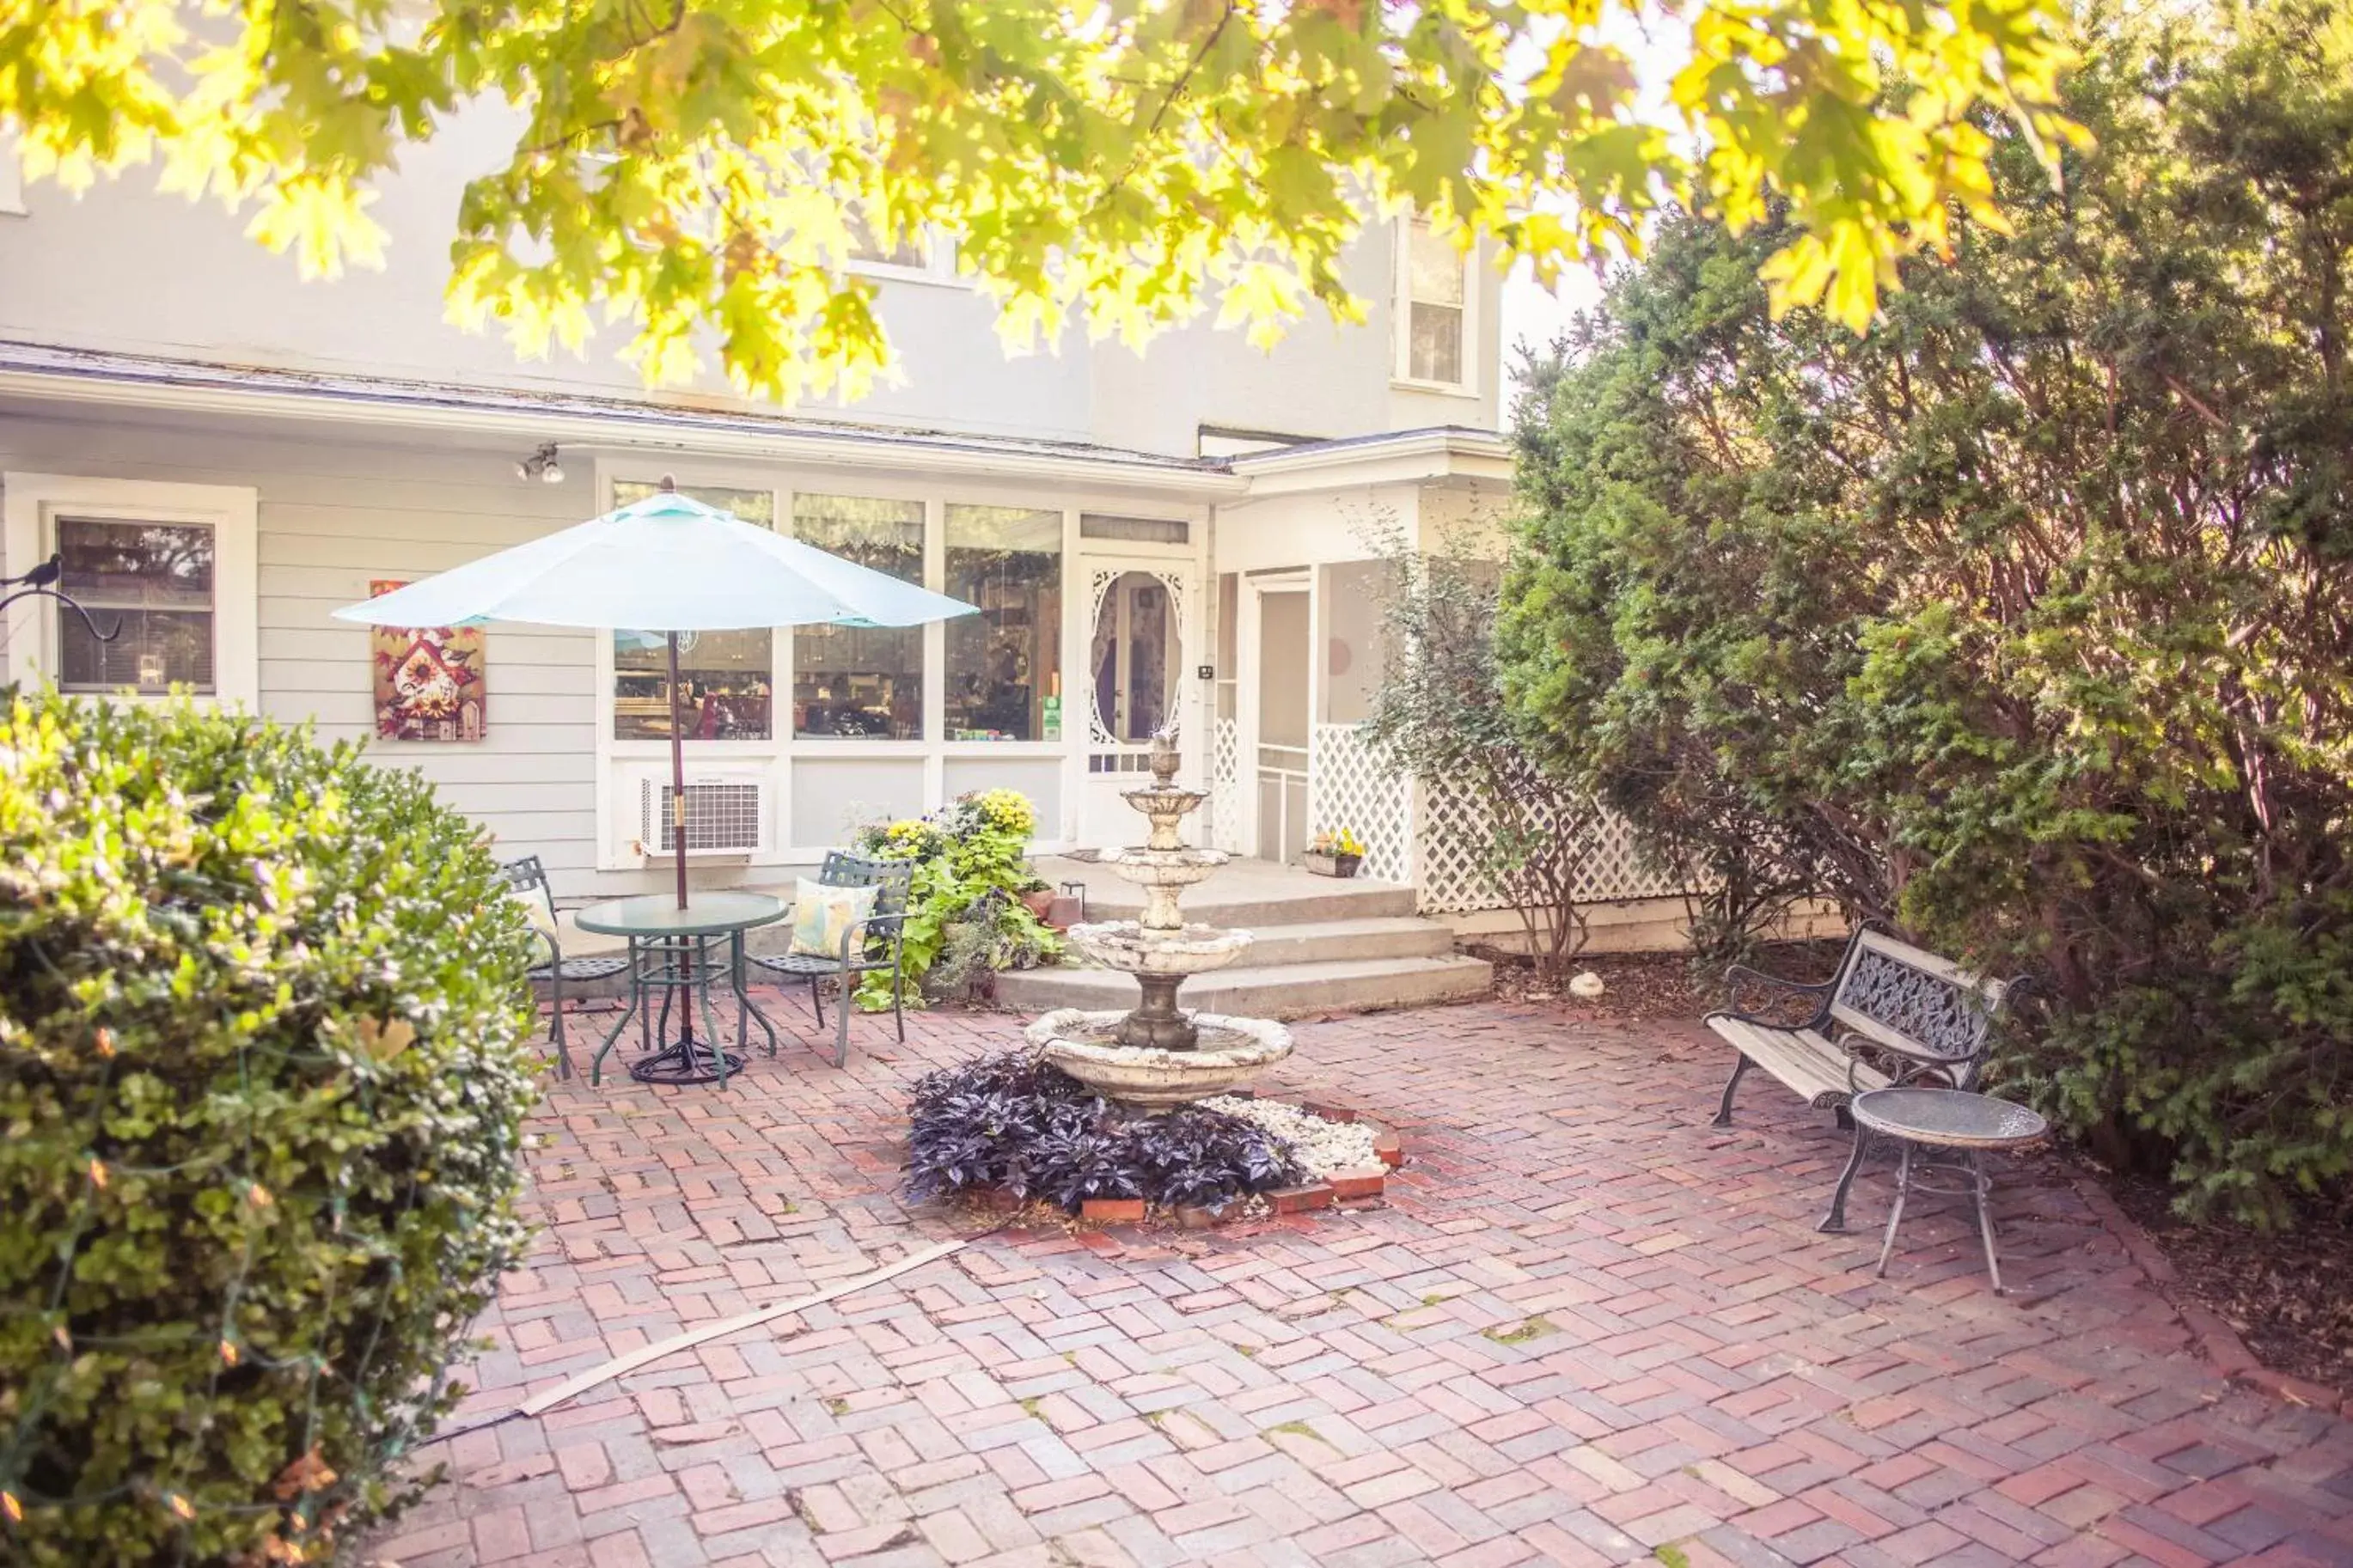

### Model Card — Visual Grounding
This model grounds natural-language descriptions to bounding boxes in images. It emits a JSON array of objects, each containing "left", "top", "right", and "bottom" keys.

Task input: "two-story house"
[{"left": 0, "top": 137, "right": 1546, "bottom": 943}]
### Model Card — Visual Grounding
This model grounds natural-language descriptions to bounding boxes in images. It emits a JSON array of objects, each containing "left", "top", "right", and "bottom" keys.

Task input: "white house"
[{"left": 0, "top": 136, "right": 1693, "bottom": 982}]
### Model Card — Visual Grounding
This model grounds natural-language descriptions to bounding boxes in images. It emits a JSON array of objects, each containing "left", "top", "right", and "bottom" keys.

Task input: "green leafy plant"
[
  {"left": 0, "top": 689, "right": 541, "bottom": 1565},
  {"left": 1361, "top": 516, "right": 1604, "bottom": 977},
  {"left": 1500, "top": 0, "right": 2353, "bottom": 1224},
  {"left": 853, "top": 790, "right": 1061, "bottom": 1007}
]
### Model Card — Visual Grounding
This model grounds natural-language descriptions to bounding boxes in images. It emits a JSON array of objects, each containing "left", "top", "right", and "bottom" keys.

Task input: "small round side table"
[{"left": 1849, "top": 1087, "right": 2049, "bottom": 1294}]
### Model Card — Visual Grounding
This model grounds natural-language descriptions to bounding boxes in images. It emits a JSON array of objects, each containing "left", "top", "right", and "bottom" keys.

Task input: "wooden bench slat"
[{"left": 1706, "top": 1016, "right": 1890, "bottom": 1107}]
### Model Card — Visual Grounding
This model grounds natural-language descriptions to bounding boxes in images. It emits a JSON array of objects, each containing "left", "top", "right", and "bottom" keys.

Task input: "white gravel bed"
[{"left": 1201, "top": 1094, "right": 1378, "bottom": 1179}]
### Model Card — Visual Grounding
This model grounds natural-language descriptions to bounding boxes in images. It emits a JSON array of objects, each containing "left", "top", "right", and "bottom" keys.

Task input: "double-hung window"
[
  {"left": 1397, "top": 217, "right": 1470, "bottom": 390},
  {"left": 3, "top": 474, "right": 258, "bottom": 702}
]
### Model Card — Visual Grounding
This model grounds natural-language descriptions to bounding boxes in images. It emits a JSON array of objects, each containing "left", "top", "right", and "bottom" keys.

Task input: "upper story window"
[
  {"left": 1397, "top": 217, "right": 1470, "bottom": 390},
  {"left": 0, "top": 131, "right": 23, "bottom": 217},
  {"left": 846, "top": 207, "right": 960, "bottom": 283},
  {"left": 792, "top": 494, "right": 927, "bottom": 740},
  {"left": 609, "top": 480, "right": 777, "bottom": 741}
]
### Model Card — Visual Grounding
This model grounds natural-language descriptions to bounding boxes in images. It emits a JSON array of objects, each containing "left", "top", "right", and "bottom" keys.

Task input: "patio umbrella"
[{"left": 333, "top": 479, "right": 975, "bottom": 907}]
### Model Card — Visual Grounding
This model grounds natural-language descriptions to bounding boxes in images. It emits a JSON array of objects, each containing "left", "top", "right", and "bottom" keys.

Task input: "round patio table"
[
  {"left": 1850, "top": 1087, "right": 2049, "bottom": 1295},
  {"left": 575, "top": 892, "right": 787, "bottom": 1088}
]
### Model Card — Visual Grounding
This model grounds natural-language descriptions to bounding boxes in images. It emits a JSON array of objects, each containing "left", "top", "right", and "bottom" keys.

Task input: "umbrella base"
[{"left": 628, "top": 1038, "right": 746, "bottom": 1086}]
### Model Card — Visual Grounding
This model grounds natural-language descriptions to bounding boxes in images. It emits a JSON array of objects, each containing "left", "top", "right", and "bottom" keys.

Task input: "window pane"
[
  {"left": 945, "top": 504, "right": 1060, "bottom": 741},
  {"left": 1409, "top": 221, "right": 1464, "bottom": 307},
  {"left": 57, "top": 518, "right": 216, "bottom": 692},
  {"left": 1409, "top": 302, "right": 1464, "bottom": 385},
  {"left": 793, "top": 494, "right": 926, "bottom": 740},
  {"left": 609, "top": 482, "right": 776, "bottom": 739},
  {"left": 1090, "top": 570, "right": 1178, "bottom": 744},
  {"left": 848, "top": 208, "right": 927, "bottom": 269},
  {"left": 1079, "top": 514, "right": 1189, "bottom": 545}
]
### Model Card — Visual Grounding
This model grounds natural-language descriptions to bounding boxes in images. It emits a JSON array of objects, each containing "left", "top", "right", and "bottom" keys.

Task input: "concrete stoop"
[{"left": 997, "top": 869, "right": 1493, "bottom": 1019}]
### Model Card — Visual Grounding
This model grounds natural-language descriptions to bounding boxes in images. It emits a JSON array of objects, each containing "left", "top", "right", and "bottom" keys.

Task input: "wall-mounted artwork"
[{"left": 369, "top": 579, "right": 485, "bottom": 741}]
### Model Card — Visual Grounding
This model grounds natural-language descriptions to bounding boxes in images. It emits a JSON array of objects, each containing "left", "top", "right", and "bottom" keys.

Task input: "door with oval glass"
[{"left": 1079, "top": 565, "right": 1189, "bottom": 847}]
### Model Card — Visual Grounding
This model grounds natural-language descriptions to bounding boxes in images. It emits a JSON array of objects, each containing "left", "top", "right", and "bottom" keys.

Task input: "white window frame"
[
  {"left": 1392, "top": 217, "right": 1478, "bottom": 397},
  {"left": 0, "top": 131, "right": 23, "bottom": 217},
  {"left": 846, "top": 225, "right": 966, "bottom": 288},
  {"left": 3, "top": 473, "right": 260, "bottom": 705}
]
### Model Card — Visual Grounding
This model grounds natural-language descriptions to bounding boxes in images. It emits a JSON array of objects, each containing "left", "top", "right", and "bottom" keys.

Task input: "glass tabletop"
[
  {"left": 1851, "top": 1088, "right": 2050, "bottom": 1148},
  {"left": 572, "top": 891, "right": 789, "bottom": 938}
]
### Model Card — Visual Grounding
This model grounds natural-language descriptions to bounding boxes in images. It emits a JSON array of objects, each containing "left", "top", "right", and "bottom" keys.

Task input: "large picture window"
[
  {"left": 944, "top": 505, "right": 1061, "bottom": 741},
  {"left": 793, "top": 494, "right": 926, "bottom": 740},
  {"left": 57, "top": 517, "right": 217, "bottom": 692},
  {"left": 609, "top": 481, "right": 776, "bottom": 741}
]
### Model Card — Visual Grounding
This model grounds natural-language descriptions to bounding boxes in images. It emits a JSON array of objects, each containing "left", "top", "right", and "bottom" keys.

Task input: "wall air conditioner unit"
[{"left": 638, "top": 771, "right": 769, "bottom": 860}]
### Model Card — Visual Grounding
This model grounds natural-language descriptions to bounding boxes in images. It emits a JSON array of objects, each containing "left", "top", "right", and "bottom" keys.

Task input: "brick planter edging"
[
  {"left": 2068, "top": 1171, "right": 2353, "bottom": 1418},
  {"left": 958, "top": 1095, "right": 1402, "bottom": 1229}
]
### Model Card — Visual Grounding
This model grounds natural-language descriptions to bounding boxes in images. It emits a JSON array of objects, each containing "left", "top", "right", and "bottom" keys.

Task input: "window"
[
  {"left": 608, "top": 481, "right": 776, "bottom": 741},
  {"left": 944, "top": 505, "right": 1061, "bottom": 741},
  {"left": 3, "top": 474, "right": 258, "bottom": 703},
  {"left": 1079, "top": 514, "right": 1189, "bottom": 546},
  {"left": 792, "top": 494, "right": 926, "bottom": 739},
  {"left": 57, "top": 519, "right": 217, "bottom": 692},
  {"left": 0, "top": 131, "right": 23, "bottom": 217},
  {"left": 1399, "top": 218, "right": 1468, "bottom": 387},
  {"left": 846, "top": 204, "right": 959, "bottom": 281}
]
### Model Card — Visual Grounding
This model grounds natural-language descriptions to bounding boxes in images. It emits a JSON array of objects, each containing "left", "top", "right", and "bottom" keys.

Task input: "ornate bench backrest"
[{"left": 1826, "top": 929, "right": 2013, "bottom": 1087}]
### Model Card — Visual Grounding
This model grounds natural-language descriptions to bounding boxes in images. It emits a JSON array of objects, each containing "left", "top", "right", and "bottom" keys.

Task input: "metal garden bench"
[
  {"left": 747, "top": 851, "right": 913, "bottom": 1068},
  {"left": 1705, "top": 926, "right": 2026, "bottom": 1232}
]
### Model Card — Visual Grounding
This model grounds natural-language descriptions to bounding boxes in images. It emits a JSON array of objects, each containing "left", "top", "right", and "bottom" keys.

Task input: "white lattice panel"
[
  {"left": 1308, "top": 724, "right": 1414, "bottom": 884},
  {"left": 1207, "top": 715, "right": 1241, "bottom": 851},
  {"left": 1415, "top": 776, "right": 1688, "bottom": 914}
]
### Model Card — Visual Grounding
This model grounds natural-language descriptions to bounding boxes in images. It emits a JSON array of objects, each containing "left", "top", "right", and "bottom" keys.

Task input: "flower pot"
[
  {"left": 1019, "top": 887, "right": 1056, "bottom": 921},
  {"left": 1304, "top": 851, "right": 1361, "bottom": 879}
]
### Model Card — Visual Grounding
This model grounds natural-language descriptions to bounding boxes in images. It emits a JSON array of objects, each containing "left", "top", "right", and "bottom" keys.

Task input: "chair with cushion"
[
  {"left": 500, "top": 854, "right": 632, "bottom": 1078},
  {"left": 748, "top": 851, "right": 912, "bottom": 1067}
]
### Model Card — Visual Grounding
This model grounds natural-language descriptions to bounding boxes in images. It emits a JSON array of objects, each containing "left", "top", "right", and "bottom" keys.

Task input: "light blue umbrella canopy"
[
  {"left": 333, "top": 484, "right": 976, "bottom": 907},
  {"left": 332, "top": 487, "right": 975, "bottom": 632}
]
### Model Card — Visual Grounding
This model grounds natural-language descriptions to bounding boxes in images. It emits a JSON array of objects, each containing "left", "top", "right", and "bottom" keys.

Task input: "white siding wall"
[
  {"left": 2, "top": 410, "right": 609, "bottom": 890},
  {"left": 0, "top": 133, "right": 1501, "bottom": 456}
]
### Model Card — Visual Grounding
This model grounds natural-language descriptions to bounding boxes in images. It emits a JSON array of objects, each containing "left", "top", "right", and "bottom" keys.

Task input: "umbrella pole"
[{"left": 667, "top": 631, "right": 689, "bottom": 910}]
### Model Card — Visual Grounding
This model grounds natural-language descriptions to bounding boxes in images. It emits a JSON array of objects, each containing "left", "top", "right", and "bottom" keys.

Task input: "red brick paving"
[{"left": 370, "top": 999, "right": 2353, "bottom": 1567}]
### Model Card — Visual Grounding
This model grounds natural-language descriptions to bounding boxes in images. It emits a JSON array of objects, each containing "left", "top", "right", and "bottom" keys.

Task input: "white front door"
[{"left": 1076, "top": 563, "right": 1194, "bottom": 847}]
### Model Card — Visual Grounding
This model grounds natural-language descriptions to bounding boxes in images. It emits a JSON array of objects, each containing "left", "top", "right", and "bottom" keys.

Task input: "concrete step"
[
  {"left": 1054, "top": 876, "right": 1419, "bottom": 928},
  {"left": 995, "top": 953, "right": 1494, "bottom": 1020},
  {"left": 1217, "top": 916, "right": 1458, "bottom": 967}
]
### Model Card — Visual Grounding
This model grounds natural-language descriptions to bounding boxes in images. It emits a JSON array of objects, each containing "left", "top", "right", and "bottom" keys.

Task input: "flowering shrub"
[
  {"left": 906, "top": 1052, "right": 1299, "bottom": 1212},
  {"left": 852, "top": 790, "right": 1060, "bottom": 1005},
  {"left": 1309, "top": 827, "right": 1365, "bottom": 857},
  {"left": 0, "top": 691, "right": 539, "bottom": 1565}
]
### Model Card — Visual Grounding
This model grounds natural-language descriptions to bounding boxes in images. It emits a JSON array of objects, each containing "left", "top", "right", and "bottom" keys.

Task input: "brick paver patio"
[{"left": 375, "top": 998, "right": 2353, "bottom": 1568}]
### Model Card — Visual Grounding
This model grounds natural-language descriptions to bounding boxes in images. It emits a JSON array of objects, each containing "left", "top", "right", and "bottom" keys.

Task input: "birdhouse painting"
[{"left": 369, "top": 580, "right": 486, "bottom": 741}]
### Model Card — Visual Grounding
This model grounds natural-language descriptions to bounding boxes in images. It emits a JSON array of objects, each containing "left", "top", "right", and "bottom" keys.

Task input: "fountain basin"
[
  {"left": 1028, "top": 1009, "right": 1294, "bottom": 1109},
  {"left": 1069, "top": 920, "right": 1252, "bottom": 976},
  {"left": 1097, "top": 846, "right": 1230, "bottom": 885}
]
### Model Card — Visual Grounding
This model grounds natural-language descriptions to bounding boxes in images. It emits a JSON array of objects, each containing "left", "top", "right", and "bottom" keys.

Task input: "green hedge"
[{"left": 0, "top": 690, "right": 541, "bottom": 1565}]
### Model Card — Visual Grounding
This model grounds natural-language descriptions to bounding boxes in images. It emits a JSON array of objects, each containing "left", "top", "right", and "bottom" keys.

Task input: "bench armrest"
[{"left": 1719, "top": 963, "right": 1835, "bottom": 1026}]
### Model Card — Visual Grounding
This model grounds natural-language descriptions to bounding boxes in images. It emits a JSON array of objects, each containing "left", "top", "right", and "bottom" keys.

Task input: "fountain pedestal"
[{"left": 1024, "top": 729, "right": 1292, "bottom": 1107}]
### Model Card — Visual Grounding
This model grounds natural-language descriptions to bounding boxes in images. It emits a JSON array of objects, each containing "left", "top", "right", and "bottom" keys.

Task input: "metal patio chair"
[
  {"left": 501, "top": 854, "right": 631, "bottom": 1078},
  {"left": 747, "top": 851, "right": 913, "bottom": 1067}
]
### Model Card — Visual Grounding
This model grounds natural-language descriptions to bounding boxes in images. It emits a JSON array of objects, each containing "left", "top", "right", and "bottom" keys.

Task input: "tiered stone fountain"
[{"left": 1025, "top": 729, "right": 1293, "bottom": 1108}]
